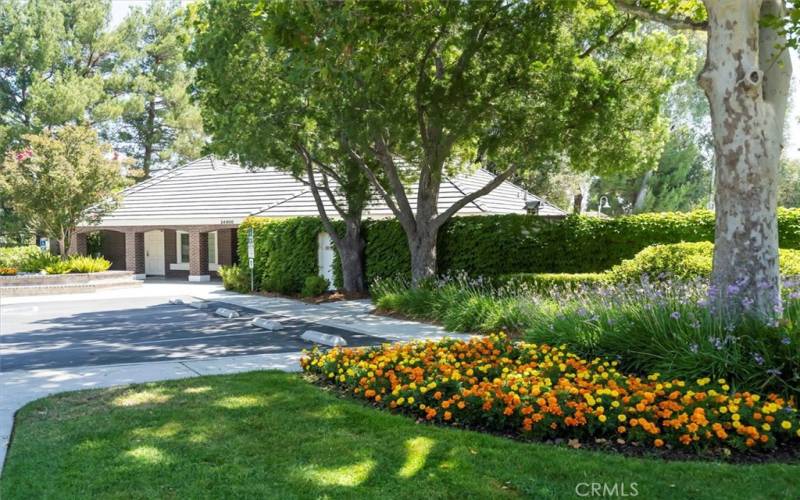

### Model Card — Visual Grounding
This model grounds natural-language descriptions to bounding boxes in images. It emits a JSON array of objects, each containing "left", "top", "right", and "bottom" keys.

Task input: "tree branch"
[
  {"left": 299, "top": 148, "right": 342, "bottom": 248},
  {"left": 612, "top": 1, "right": 708, "bottom": 31},
  {"left": 580, "top": 16, "right": 635, "bottom": 58},
  {"left": 347, "top": 145, "right": 406, "bottom": 223},
  {"left": 433, "top": 164, "right": 517, "bottom": 228},
  {"left": 373, "top": 136, "right": 417, "bottom": 233}
]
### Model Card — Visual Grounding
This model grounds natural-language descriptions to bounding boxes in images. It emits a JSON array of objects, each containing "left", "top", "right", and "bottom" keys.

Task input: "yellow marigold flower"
[
  {"left": 598, "top": 415, "right": 607, "bottom": 423},
  {"left": 397, "top": 397, "right": 405, "bottom": 406},
  {"left": 618, "top": 414, "right": 627, "bottom": 422},
  {"left": 719, "top": 407, "right": 727, "bottom": 414},
  {"left": 407, "top": 397, "right": 415, "bottom": 405},
  {"left": 611, "top": 401, "right": 620, "bottom": 408},
  {"left": 781, "top": 421, "right": 792, "bottom": 430},
  {"left": 762, "top": 423, "right": 771, "bottom": 431}
]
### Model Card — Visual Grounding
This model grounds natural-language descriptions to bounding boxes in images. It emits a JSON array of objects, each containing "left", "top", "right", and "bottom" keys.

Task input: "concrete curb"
[{"left": 301, "top": 330, "right": 347, "bottom": 347}]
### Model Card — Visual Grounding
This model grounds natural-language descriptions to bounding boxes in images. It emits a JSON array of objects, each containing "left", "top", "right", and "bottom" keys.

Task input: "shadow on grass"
[{"left": 3, "top": 371, "right": 799, "bottom": 499}]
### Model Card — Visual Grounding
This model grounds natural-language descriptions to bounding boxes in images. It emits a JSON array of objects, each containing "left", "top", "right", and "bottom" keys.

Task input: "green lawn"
[{"left": 2, "top": 372, "right": 798, "bottom": 499}]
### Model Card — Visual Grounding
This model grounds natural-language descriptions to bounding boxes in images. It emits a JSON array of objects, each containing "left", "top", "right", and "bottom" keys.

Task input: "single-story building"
[{"left": 73, "top": 156, "right": 564, "bottom": 282}]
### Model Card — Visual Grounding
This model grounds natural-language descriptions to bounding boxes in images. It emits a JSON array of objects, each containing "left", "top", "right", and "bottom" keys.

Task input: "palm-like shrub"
[{"left": 67, "top": 255, "right": 111, "bottom": 273}]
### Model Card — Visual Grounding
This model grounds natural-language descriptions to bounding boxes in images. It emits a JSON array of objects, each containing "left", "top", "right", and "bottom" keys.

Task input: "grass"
[{"left": 2, "top": 372, "right": 799, "bottom": 499}]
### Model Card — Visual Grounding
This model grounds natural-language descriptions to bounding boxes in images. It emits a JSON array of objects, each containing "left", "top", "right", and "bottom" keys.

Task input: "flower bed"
[{"left": 302, "top": 335, "right": 799, "bottom": 454}]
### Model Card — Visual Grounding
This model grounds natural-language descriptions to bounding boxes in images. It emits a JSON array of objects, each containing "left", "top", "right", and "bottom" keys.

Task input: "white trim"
[
  {"left": 176, "top": 231, "right": 190, "bottom": 264},
  {"left": 188, "top": 275, "right": 210, "bottom": 282}
]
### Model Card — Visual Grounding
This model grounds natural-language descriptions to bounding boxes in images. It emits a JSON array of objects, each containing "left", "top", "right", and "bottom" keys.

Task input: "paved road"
[{"left": 0, "top": 296, "right": 380, "bottom": 372}]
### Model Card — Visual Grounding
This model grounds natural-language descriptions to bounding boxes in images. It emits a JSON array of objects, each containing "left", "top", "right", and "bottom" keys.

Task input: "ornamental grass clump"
[
  {"left": 302, "top": 334, "right": 799, "bottom": 453},
  {"left": 526, "top": 277, "right": 800, "bottom": 399}
]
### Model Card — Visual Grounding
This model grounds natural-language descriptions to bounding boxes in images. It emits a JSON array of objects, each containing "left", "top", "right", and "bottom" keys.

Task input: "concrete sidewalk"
[{"left": 0, "top": 351, "right": 303, "bottom": 471}]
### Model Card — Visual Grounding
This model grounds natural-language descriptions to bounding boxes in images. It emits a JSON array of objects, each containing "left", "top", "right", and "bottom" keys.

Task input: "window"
[
  {"left": 174, "top": 231, "right": 217, "bottom": 268},
  {"left": 208, "top": 231, "right": 217, "bottom": 264},
  {"left": 179, "top": 232, "right": 190, "bottom": 263}
]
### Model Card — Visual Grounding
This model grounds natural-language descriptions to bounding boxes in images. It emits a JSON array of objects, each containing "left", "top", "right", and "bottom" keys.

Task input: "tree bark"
[
  {"left": 337, "top": 217, "right": 367, "bottom": 293},
  {"left": 142, "top": 97, "right": 157, "bottom": 179},
  {"left": 410, "top": 230, "right": 437, "bottom": 285},
  {"left": 699, "top": 0, "right": 790, "bottom": 317}
]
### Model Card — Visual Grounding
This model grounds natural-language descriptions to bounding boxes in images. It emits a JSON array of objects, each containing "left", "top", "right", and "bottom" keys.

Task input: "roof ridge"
[{"left": 249, "top": 188, "right": 312, "bottom": 216}]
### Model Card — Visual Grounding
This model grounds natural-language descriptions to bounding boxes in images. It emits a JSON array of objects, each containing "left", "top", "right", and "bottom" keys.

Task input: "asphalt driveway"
[{"left": 0, "top": 295, "right": 379, "bottom": 372}]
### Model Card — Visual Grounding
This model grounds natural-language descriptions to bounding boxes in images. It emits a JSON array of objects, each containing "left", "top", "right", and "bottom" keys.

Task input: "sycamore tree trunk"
[{"left": 699, "top": 0, "right": 791, "bottom": 317}]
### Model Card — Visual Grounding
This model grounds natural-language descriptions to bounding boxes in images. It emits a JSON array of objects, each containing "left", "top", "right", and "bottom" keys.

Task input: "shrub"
[
  {"left": 303, "top": 334, "right": 800, "bottom": 452},
  {"left": 373, "top": 274, "right": 534, "bottom": 333},
  {"left": 301, "top": 275, "right": 330, "bottom": 297},
  {"left": 218, "top": 264, "right": 250, "bottom": 292},
  {"left": 607, "top": 242, "right": 800, "bottom": 283},
  {"left": 497, "top": 272, "right": 608, "bottom": 292},
  {"left": 0, "top": 246, "right": 58, "bottom": 272},
  {"left": 44, "top": 260, "right": 72, "bottom": 274},
  {"left": 66, "top": 255, "right": 110, "bottom": 273},
  {"left": 0, "top": 267, "right": 17, "bottom": 276}
]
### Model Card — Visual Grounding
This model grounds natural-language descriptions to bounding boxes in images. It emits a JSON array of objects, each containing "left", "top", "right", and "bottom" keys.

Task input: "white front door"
[
  {"left": 317, "top": 232, "right": 336, "bottom": 290},
  {"left": 144, "top": 230, "right": 165, "bottom": 276}
]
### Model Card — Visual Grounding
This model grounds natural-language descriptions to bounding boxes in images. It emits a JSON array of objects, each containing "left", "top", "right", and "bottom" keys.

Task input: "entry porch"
[{"left": 70, "top": 226, "right": 238, "bottom": 281}]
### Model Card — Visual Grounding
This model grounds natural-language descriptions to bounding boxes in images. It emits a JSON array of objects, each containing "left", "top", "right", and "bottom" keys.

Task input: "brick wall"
[{"left": 100, "top": 231, "right": 126, "bottom": 270}]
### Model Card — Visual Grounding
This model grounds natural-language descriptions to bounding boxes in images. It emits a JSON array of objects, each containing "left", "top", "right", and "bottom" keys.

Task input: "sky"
[{"left": 109, "top": 0, "right": 800, "bottom": 160}]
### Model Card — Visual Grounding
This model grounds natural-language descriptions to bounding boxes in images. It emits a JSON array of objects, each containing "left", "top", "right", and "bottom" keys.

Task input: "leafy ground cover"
[{"left": 3, "top": 371, "right": 799, "bottom": 499}]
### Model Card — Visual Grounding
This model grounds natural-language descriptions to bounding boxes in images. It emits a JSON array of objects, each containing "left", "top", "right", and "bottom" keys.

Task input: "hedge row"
[
  {"left": 238, "top": 217, "right": 345, "bottom": 294},
  {"left": 367, "top": 208, "right": 800, "bottom": 281},
  {"left": 241, "top": 209, "right": 800, "bottom": 290}
]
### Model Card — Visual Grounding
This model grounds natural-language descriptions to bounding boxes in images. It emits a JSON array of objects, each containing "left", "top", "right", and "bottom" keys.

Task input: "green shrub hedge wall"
[
  {"left": 370, "top": 208, "right": 800, "bottom": 279},
  {"left": 240, "top": 209, "right": 800, "bottom": 291},
  {"left": 239, "top": 217, "right": 346, "bottom": 294}
]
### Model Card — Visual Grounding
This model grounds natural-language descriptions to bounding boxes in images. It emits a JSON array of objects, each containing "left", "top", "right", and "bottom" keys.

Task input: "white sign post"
[{"left": 247, "top": 227, "right": 255, "bottom": 292}]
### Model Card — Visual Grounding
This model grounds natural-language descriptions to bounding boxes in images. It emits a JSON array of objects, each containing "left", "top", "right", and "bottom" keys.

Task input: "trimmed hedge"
[
  {"left": 368, "top": 209, "right": 800, "bottom": 280},
  {"left": 497, "top": 272, "right": 609, "bottom": 292},
  {"left": 241, "top": 209, "right": 800, "bottom": 292},
  {"left": 608, "top": 242, "right": 800, "bottom": 282},
  {"left": 239, "top": 217, "right": 348, "bottom": 294}
]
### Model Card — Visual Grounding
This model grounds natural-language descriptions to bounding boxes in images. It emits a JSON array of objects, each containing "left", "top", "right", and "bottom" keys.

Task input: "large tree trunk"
[
  {"left": 699, "top": 0, "right": 790, "bottom": 317},
  {"left": 335, "top": 217, "right": 367, "bottom": 293},
  {"left": 409, "top": 230, "right": 437, "bottom": 285}
]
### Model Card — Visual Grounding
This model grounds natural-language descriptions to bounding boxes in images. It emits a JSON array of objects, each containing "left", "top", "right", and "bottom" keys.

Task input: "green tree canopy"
[
  {"left": 110, "top": 0, "right": 205, "bottom": 178},
  {"left": 252, "top": 0, "right": 693, "bottom": 282},
  {"left": 0, "top": 125, "right": 127, "bottom": 256}
]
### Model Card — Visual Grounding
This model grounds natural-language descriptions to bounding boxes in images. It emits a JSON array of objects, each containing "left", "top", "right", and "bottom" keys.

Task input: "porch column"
[
  {"left": 68, "top": 232, "right": 88, "bottom": 256},
  {"left": 188, "top": 230, "right": 210, "bottom": 282},
  {"left": 125, "top": 231, "right": 146, "bottom": 280}
]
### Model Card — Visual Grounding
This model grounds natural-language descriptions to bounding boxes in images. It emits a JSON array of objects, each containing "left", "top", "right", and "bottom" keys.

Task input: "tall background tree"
[
  {"left": 189, "top": 0, "right": 372, "bottom": 293},
  {"left": 267, "top": 0, "right": 690, "bottom": 283},
  {"left": 0, "top": 125, "right": 127, "bottom": 256},
  {"left": 0, "top": 0, "right": 204, "bottom": 243},
  {"left": 110, "top": 0, "right": 204, "bottom": 179}
]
